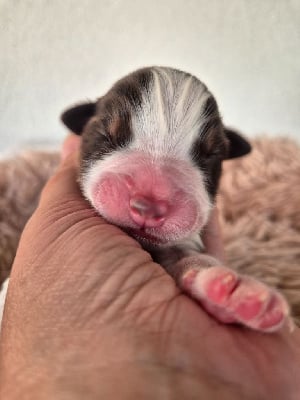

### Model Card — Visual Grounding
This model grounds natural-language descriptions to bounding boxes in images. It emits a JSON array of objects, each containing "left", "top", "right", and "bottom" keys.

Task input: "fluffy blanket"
[{"left": 1, "top": 138, "right": 300, "bottom": 324}]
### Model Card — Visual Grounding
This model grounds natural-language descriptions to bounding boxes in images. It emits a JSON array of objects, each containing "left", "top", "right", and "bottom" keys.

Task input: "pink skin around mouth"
[{"left": 90, "top": 152, "right": 208, "bottom": 244}]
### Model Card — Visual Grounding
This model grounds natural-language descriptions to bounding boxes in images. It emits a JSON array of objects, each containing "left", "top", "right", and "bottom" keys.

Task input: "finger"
[
  {"left": 39, "top": 134, "right": 84, "bottom": 206},
  {"left": 61, "top": 134, "right": 82, "bottom": 162},
  {"left": 202, "top": 207, "right": 226, "bottom": 263}
]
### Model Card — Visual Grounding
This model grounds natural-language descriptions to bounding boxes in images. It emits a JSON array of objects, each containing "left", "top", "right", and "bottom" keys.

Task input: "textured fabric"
[
  {"left": 219, "top": 138, "right": 300, "bottom": 324},
  {"left": 0, "top": 138, "right": 299, "bottom": 323}
]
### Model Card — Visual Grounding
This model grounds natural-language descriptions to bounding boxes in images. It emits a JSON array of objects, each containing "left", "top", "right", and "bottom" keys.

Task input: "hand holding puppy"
[{"left": 1, "top": 135, "right": 299, "bottom": 400}]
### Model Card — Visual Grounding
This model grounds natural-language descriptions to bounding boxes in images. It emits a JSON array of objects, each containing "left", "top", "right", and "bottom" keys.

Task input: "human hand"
[{"left": 1, "top": 135, "right": 300, "bottom": 400}]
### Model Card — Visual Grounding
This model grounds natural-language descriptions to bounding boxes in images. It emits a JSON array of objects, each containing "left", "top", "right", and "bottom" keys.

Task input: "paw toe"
[{"left": 256, "top": 293, "right": 289, "bottom": 332}]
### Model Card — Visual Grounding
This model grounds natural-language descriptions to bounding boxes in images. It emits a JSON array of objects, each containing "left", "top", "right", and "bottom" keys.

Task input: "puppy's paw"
[{"left": 181, "top": 266, "right": 290, "bottom": 332}]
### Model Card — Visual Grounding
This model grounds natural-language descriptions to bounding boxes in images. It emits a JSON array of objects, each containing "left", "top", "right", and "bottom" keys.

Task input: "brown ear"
[
  {"left": 224, "top": 128, "right": 251, "bottom": 159},
  {"left": 61, "top": 102, "right": 96, "bottom": 135}
]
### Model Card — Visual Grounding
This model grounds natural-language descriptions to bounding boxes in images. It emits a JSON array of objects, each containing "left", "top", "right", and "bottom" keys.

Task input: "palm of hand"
[{"left": 1, "top": 149, "right": 300, "bottom": 400}]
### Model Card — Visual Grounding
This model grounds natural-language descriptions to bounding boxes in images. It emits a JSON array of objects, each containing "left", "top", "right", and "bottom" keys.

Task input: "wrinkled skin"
[{"left": 0, "top": 135, "right": 300, "bottom": 400}]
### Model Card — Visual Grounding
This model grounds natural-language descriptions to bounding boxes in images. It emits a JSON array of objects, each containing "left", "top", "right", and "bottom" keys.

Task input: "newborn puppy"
[{"left": 61, "top": 66, "right": 290, "bottom": 332}]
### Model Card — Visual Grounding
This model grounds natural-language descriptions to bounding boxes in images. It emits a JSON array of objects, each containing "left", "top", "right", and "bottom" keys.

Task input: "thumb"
[
  {"left": 39, "top": 134, "right": 83, "bottom": 206},
  {"left": 61, "top": 134, "right": 82, "bottom": 162}
]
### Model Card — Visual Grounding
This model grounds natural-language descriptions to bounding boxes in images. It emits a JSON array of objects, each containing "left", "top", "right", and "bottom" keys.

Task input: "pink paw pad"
[
  {"left": 233, "top": 291, "right": 270, "bottom": 320},
  {"left": 182, "top": 266, "right": 290, "bottom": 332},
  {"left": 183, "top": 266, "right": 238, "bottom": 304},
  {"left": 205, "top": 272, "right": 238, "bottom": 304},
  {"left": 256, "top": 294, "right": 288, "bottom": 332}
]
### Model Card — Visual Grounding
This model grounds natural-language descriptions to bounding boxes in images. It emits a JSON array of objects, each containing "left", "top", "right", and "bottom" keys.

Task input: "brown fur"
[{"left": 0, "top": 138, "right": 299, "bottom": 323}]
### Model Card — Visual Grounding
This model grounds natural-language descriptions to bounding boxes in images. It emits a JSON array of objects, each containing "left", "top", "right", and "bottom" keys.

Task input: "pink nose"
[{"left": 129, "top": 196, "right": 168, "bottom": 228}]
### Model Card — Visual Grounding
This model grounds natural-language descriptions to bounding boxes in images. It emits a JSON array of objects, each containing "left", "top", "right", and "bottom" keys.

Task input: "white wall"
[{"left": 1, "top": 0, "right": 299, "bottom": 150}]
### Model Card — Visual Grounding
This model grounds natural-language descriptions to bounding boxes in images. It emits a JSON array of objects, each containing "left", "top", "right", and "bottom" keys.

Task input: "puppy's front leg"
[{"left": 153, "top": 237, "right": 290, "bottom": 333}]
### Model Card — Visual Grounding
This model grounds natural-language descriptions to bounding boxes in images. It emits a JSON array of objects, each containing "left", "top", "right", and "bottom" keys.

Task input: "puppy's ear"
[
  {"left": 224, "top": 128, "right": 251, "bottom": 159},
  {"left": 61, "top": 102, "right": 97, "bottom": 135}
]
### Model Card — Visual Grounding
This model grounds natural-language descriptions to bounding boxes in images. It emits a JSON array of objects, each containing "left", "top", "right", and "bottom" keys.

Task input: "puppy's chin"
[
  {"left": 124, "top": 228, "right": 170, "bottom": 247},
  {"left": 124, "top": 225, "right": 206, "bottom": 248},
  {"left": 96, "top": 210, "right": 207, "bottom": 247}
]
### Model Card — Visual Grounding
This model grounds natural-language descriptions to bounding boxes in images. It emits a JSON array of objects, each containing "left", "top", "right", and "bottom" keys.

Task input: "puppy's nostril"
[{"left": 129, "top": 196, "right": 168, "bottom": 227}]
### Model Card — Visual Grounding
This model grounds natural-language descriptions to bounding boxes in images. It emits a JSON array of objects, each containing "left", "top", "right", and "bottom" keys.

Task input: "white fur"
[
  {"left": 82, "top": 148, "right": 132, "bottom": 204},
  {"left": 130, "top": 67, "right": 211, "bottom": 159}
]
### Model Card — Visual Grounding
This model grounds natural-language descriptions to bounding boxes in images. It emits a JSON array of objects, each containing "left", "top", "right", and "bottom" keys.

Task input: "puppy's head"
[{"left": 61, "top": 67, "right": 250, "bottom": 245}]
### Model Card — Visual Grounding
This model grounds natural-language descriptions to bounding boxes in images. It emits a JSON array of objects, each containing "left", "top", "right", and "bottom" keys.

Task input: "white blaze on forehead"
[{"left": 130, "top": 67, "right": 212, "bottom": 159}]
